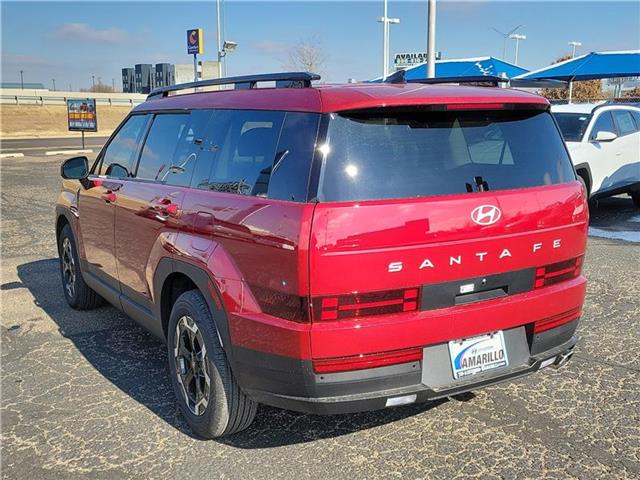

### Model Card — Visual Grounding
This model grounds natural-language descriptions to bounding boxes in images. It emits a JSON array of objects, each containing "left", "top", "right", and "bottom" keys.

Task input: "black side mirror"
[{"left": 61, "top": 156, "right": 89, "bottom": 180}]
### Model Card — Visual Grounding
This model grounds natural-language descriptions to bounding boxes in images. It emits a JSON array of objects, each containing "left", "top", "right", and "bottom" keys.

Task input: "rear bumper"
[{"left": 234, "top": 319, "right": 579, "bottom": 415}]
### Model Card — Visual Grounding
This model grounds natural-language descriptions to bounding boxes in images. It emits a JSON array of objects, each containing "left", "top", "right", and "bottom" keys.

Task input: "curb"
[
  {"left": 44, "top": 149, "right": 94, "bottom": 156},
  {"left": 0, "top": 153, "right": 25, "bottom": 159}
]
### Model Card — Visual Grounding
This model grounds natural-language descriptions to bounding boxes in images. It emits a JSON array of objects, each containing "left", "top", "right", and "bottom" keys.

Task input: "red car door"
[
  {"left": 78, "top": 114, "right": 150, "bottom": 292},
  {"left": 112, "top": 111, "right": 209, "bottom": 333}
]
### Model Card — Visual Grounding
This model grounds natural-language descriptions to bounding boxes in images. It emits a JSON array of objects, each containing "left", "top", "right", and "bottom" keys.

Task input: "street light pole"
[
  {"left": 216, "top": 0, "right": 223, "bottom": 78},
  {"left": 426, "top": 0, "right": 436, "bottom": 78},
  {"left": 509, "top": 33, "right": 526, "bottom": 65},
  {"left": 568, "top": 41, "right": 581, "bottom": 58},
  {"left": 92, "top": 75, "right": 95, "bottom": 88},
  {"left": 52, "top": 79, "right": 56, "bottom": 91},
  {"left": 377, "top": 0, "right": 400, "bottom": 79},
  {"left": 20, "top": 70, "right": 24, "bottom": 90},
  {"left": 567, "top": 41, "right": 581, "bottom": 103}
]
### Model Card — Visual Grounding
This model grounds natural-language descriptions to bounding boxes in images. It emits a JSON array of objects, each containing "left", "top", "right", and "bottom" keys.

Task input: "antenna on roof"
[{"left": 383, "top": 69, "right": 406, "bottom": 84}]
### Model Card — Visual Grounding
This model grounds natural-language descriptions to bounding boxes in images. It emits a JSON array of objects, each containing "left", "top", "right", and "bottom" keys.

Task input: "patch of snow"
[{"left": 588, "top": 227, "right": 640, "bottom": 243}]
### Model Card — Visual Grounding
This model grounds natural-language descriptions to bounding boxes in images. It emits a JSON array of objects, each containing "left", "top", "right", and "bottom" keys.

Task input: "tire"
[
  {"left": 631, "top": 192, "right": 640, "bottom": 208},
  {"left": 576, "top": 171, "right": 591, "bottom": 197},
  {"left": 167, "top": 289, "right": 257, "bottom": 438},
  {"left": 58, "top": 224, "right": 103, "bottom": 310}
]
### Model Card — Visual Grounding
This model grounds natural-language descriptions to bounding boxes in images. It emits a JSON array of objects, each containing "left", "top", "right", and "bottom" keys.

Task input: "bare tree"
[
  {"left": 285, "top": 36, "right": 326, "bottom": 76},
  {"left": 81, "top": 82, "right": 116, "bottom": 93}
]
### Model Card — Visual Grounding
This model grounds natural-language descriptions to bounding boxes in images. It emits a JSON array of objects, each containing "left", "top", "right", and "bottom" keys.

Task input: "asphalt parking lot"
[{"left": 1, "top": 152, "right": 639, "bottom": 479}]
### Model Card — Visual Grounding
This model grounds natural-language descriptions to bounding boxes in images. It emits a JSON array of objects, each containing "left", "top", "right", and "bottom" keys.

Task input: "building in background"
[
  {"left": 121, "top": 61, "right": 220, "bottom": 93},
  {"left": 0, "top": 82, "right": 46, "bottom": 89},
  {"left": 174, "top": 61, "right": 220, "bottom": 84},
  {"left": 122, "top": 68, "right": 135, "bottom": 93},
  {"left": 155, "top": 63, "right": 175, "bottom": 88},
  {"left": 134, "top": 64, "right": 154, "bottom": 94}
]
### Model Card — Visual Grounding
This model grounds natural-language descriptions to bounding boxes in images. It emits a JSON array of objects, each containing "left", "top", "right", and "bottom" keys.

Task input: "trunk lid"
[{"left": 309, "top": 182, "right": 588, "bottom": 297}]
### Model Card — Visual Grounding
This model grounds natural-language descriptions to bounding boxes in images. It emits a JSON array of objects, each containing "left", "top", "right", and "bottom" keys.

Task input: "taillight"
[
  {"left": 533, "top": 307, "right": 581, "bottom": 333},
  {"left": 534, "top": 256, "right": 583, "bottom": 289},
  {"left": 313, "top": 347, "right": 423, "bottom": 374},
  {"left": 313, "top": 288, "right": 420, "bottom": 321}
]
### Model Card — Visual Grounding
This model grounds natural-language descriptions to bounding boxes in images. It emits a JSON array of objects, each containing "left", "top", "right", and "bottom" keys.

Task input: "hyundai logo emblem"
[{"left": 471, "top": 205, "right": 502, "bottom": 226}]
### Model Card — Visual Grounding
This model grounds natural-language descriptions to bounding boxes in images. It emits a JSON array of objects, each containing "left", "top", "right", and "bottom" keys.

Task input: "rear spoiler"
[{"left": 383, "top": 70, "right": 567, "bottom": 89}]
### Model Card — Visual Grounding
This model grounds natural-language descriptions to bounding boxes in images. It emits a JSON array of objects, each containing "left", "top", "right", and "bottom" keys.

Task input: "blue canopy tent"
[
  {"left": 515, "top": 50, "right": 640, "bottom": 101},
  {"left": 405, "top": 56, "right": 528, "bottom": 80},
  {"left": 370, "top": 56, "right": 528, "bottom": 82}
]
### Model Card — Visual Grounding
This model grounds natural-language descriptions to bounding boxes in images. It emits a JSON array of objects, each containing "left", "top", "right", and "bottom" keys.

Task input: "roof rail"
[{"left": 147, "top": 71, "right": 321, "bottom": 99}]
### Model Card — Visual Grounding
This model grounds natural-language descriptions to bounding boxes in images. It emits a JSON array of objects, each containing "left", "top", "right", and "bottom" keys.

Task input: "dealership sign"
[
  {"left": 187, "top": 28, "right": 204, "bottom": 55},
  {"left": 394, "top": 52, "right": 442, "bottom": 69},
  {"left": 66, "top": 98, "right": 97, "bottom": 132}
]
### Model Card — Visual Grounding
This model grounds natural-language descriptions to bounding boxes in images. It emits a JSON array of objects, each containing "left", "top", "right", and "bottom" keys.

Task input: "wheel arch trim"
[{"left": 153, "top": 258, "right": 236, "bottom": 364}]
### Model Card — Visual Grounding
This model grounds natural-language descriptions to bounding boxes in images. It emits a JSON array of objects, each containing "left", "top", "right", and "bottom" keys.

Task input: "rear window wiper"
[{"left": 466, "top": 176, "right": 490, "bottom": 192}]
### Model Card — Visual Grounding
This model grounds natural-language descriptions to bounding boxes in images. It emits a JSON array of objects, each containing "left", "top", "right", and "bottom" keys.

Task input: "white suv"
[{"left": 552, "top": 102, "right": 640, "bottom": 206}]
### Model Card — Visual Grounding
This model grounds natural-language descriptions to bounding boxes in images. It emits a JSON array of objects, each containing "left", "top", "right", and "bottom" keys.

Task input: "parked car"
[
  {"left": 552, "top": 102, "right": 640, "bottom": 206},
  {"left": 56, "top": 73, "right": 588, "bottom": 438}
]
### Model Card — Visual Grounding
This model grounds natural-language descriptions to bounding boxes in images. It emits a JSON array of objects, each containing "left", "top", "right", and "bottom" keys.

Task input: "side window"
[
  {"left": 631, "top": 110, "right": 640, "bottom": 130},
  {"left": 590, "top": 112, "right": 617, "bottom": 140},
  {"left": 267, "top": 112, "right": 320, "bottom": 201},
  {"left": 612, "top": 110, "right": 638, "bottom": 136},
  {"left": 164, "top": 110, "right": 213, "bottom": 186},
  {"left": 200, "top": 110, "right": 285, "bottom": 196},
  {"left": 99, "top": 115, "right": 149, "bottom": 177},
  {"left": 136, "top": 114, "right": 190, "bottom": 181}
]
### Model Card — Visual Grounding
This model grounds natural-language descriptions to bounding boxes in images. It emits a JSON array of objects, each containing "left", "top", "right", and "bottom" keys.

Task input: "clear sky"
[{"left": 1, "top": 0, "right": 639, "bottom": 90}]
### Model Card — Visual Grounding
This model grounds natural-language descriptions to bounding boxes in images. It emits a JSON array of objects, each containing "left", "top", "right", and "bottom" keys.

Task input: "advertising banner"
[{"left": 67, "top": 98, "right": 97, "bottom": 132}]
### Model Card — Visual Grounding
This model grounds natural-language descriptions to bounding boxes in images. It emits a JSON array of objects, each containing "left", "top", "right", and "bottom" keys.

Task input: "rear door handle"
[
  {"left": 101, "top": 190, "right": 117, "bottom": 203},
  {"left": 153, "top": 197, "right": 179, "bottom": 221}
]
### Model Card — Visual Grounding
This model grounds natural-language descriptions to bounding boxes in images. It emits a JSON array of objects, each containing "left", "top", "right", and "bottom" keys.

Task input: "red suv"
[{"left": 57, "top": 72, "right": 588, "bottom": 438}]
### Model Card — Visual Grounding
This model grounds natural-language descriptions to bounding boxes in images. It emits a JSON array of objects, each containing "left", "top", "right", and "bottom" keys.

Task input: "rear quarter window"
[
  {"left": 612, "top": 110, "right": 638, "bottom": 136},
  {"left": 318, "top": 109, "right": 575, "bottom": 202}
]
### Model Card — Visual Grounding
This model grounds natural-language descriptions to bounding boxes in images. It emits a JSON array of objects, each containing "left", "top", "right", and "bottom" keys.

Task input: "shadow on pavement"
[
  {"left": 14, "top": 257, "right": 447, "bottom": 447},
  {"left": 589, "top": 195, "right": 638, "bottom": 229}
]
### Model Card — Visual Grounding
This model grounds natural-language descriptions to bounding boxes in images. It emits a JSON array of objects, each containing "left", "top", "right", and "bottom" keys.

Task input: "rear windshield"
[
  {"left": 318, "top": 109, "right": 575, "bottom": 202},
  {"left": 553, "top": 112, "right": 591, "bottom": 141}
]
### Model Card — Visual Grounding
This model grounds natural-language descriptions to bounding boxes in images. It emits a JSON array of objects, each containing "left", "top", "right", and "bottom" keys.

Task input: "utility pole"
[
  {"left": 92, "top": 75, "right": 95, "bottom": 88},
  {"left": 377, "top": 0, "right": 400, "bottom": 79},
  {"left": 52, "top": 79, "right": 56, "bottom": 91},
  {"left": 509, "top": 33, "right": 526, "bottom": 65},
  {"left": 216, "top": 0, "right": 223, "bottom": 78},
  {"left": 112, "top": 78, "right": 115, "bottom": 91},
  {"left": 20, "top": 70, "right": 24, "bottom": 90},
  {"left": 426, "top": 0, "right": 436, "bottom": 78}
]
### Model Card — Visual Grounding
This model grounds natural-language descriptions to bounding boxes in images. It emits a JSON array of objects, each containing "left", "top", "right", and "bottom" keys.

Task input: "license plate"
[{"left": 448, "top": 331, "right": 508, "bottom": 380}]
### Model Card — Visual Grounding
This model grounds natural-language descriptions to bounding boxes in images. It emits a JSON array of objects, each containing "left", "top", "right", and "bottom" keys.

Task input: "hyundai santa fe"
[{"left": 56, "top": 72, "right": 588, "bottom": 438}]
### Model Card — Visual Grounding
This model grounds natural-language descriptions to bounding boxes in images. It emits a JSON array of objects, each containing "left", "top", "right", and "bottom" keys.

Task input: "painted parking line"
[
  {"left": 588, "top": 227, "right": 640, "bottom": 243},
  {"left": 0, "top": 153, "right": 25, "bottom": 159},
  {"left": 44, "top": 149, "right": 94, "bottom": 156}
]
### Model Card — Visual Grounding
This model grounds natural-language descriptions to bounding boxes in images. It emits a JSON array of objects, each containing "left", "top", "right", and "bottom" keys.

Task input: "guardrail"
[{"left": 1, "top": 94, "right": 145, "bottom": 107}]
